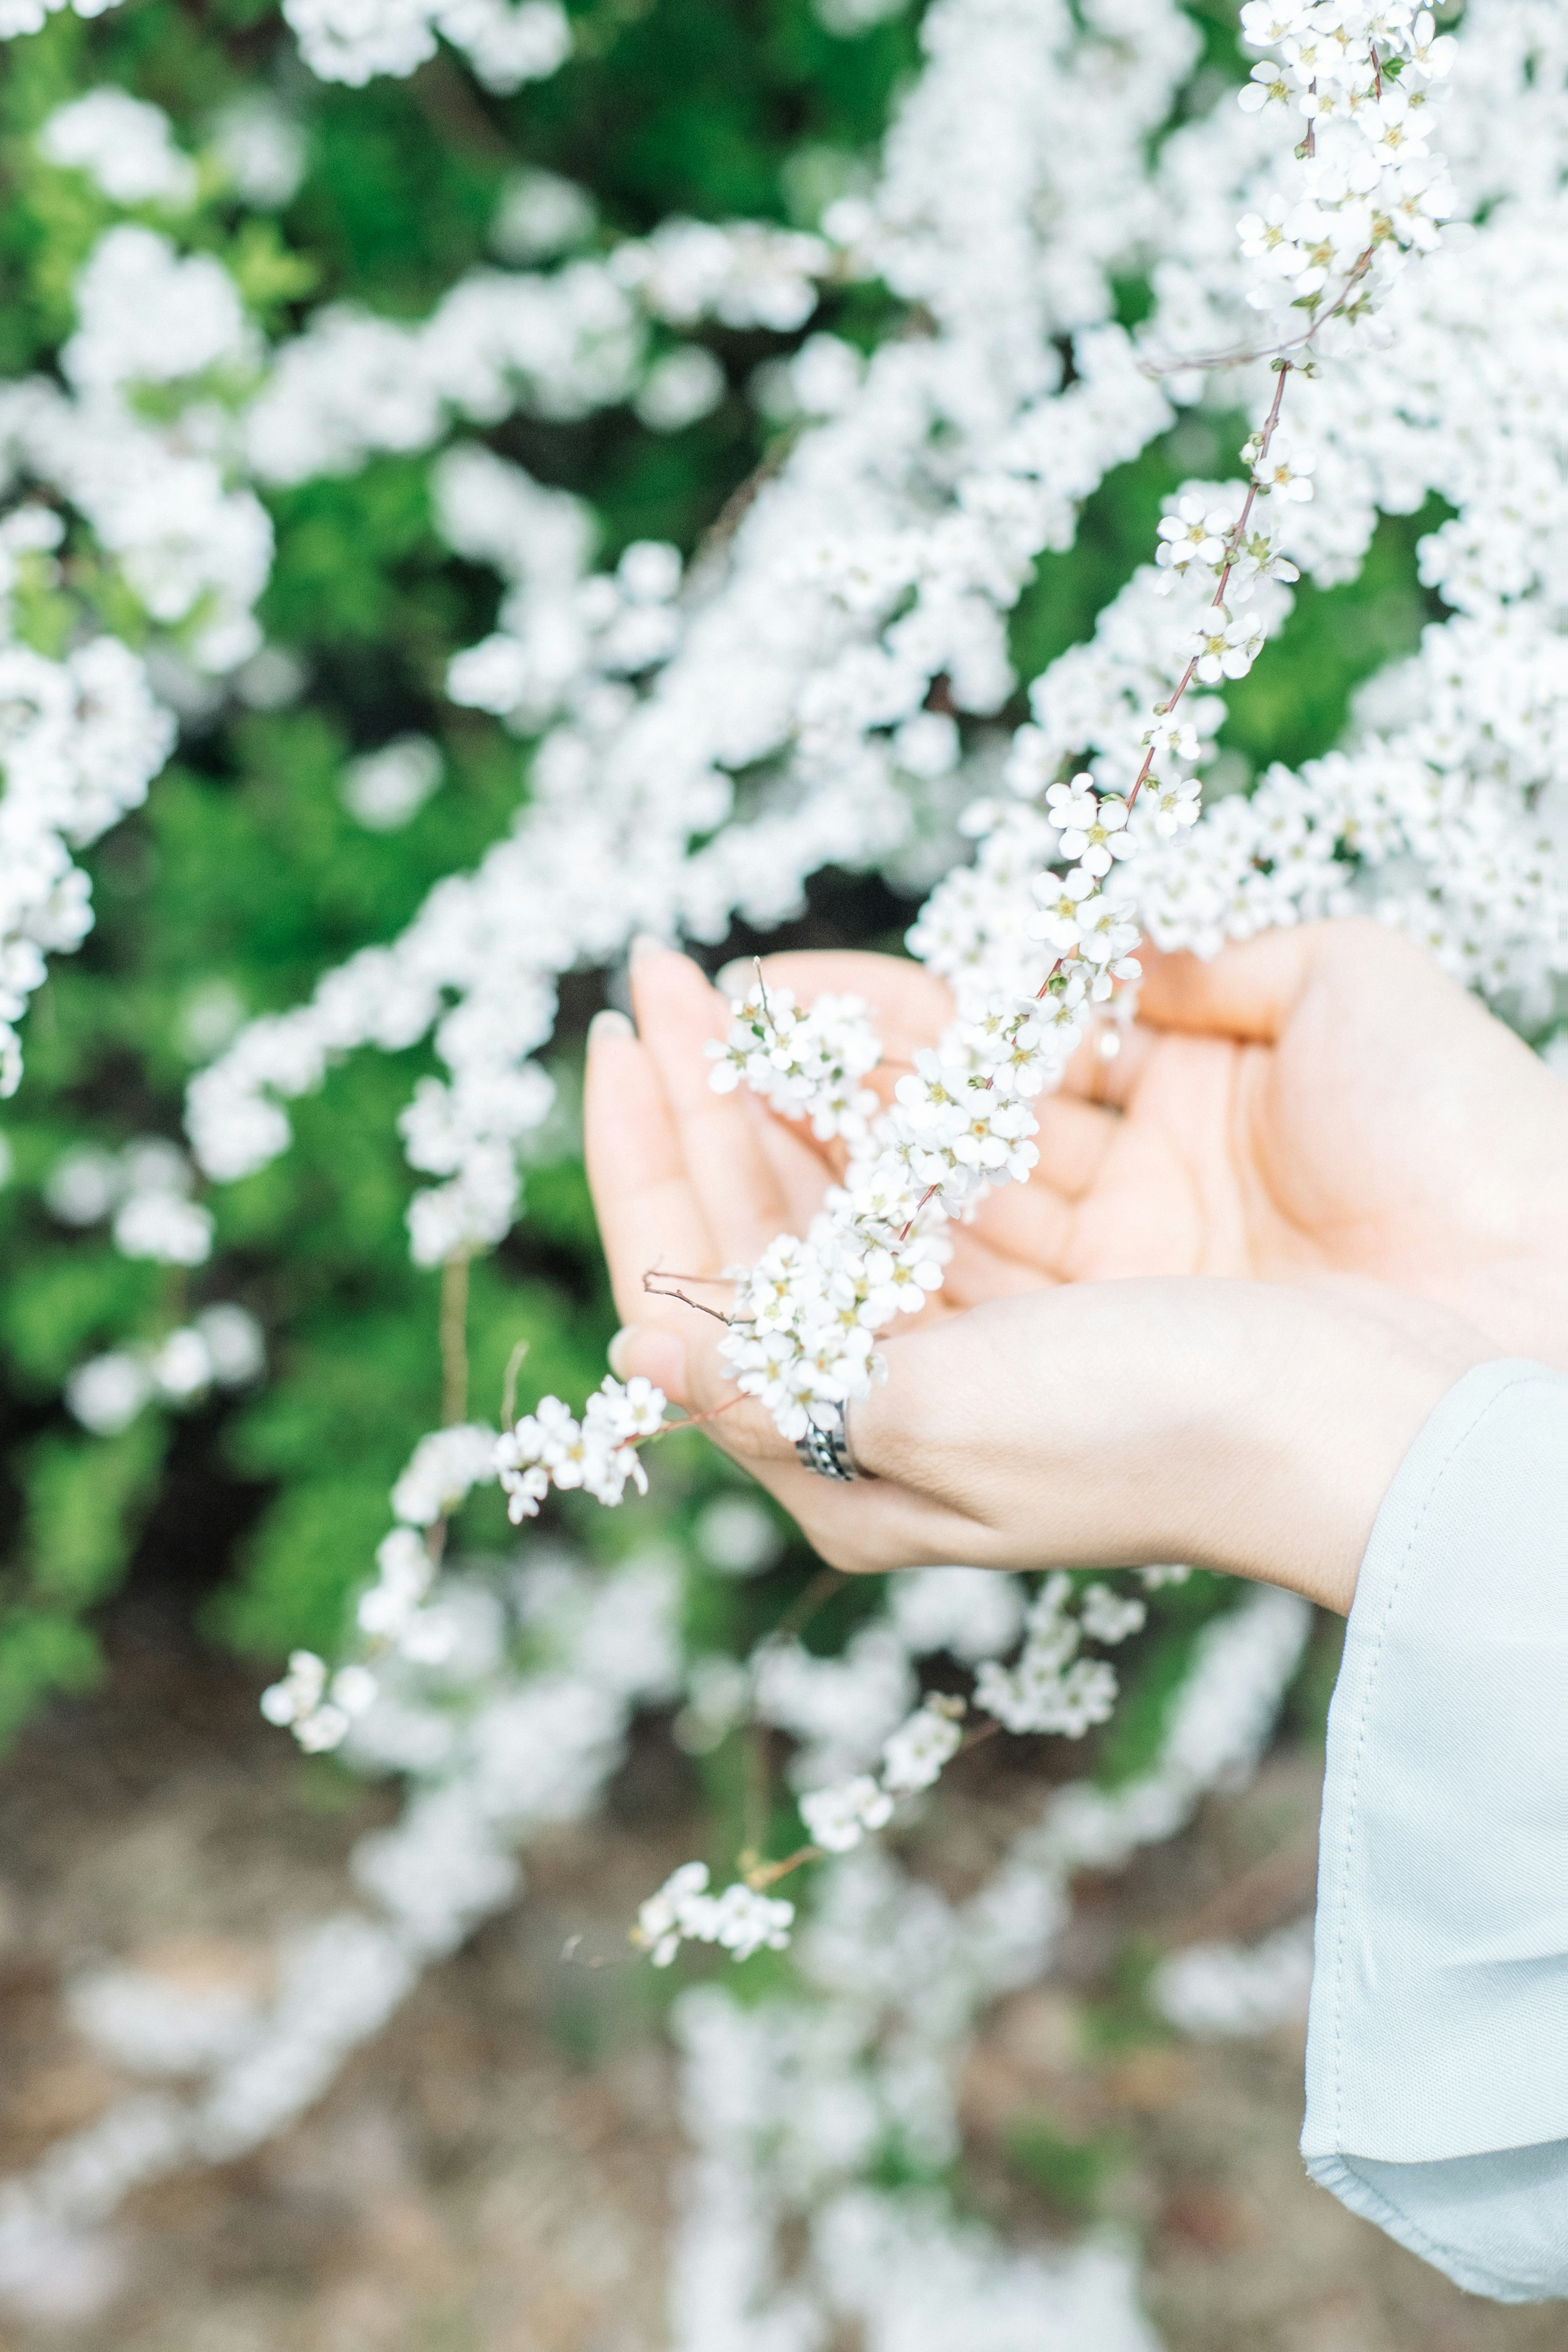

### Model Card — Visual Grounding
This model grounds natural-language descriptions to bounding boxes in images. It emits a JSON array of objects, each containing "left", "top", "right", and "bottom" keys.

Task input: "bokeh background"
[{"left": 0, "top": 1, "right": 1561, "bottom": 2345}]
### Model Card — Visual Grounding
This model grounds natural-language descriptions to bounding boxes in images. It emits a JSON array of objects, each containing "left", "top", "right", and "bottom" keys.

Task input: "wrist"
[{"left": 1184, "top": 1284, "right": 1493, "bottom": 1611}]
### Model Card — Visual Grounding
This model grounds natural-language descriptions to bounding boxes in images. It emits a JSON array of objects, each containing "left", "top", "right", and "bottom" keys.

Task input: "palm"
[{"left": 744, "top": 926, "right": 1568, "bottom": 1365}]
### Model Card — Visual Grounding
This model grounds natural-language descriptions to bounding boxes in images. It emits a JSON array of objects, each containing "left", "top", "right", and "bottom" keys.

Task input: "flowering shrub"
[{"left": 0, "top": 0, "right": 1566, "bottom": 2336}]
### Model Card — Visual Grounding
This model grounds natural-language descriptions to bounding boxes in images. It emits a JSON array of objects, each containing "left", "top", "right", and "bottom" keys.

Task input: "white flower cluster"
[
  {"left": 635, "top": 1862, "right": 796, "bottom": 1970},
  {"left": 186, "top": 0, "right": 1198, "bottom": 1258},
  {"left": 240, "top": 218, "right": 828, "bottom": 492},
  {"left": 973, "top": 1574, "right": 1143, "bottom": 1737},
  {"left": 709, "top": 828, "right": 1131, "bottom": 1442},
  {"left": 257, "top": 1425, "right": 507, "bottom": 1750},
  {"left": 0, "top": 626, "right": 175, "bottom": 1097},
  {"left": 38, "top": 89, "right": 198, "bottom": 209},
  {"left": 495, "top": 1373, "right": 667, "bottom": 1520},
  {"left": 762, "top": 1572, "right": 1153, "bottom": 1889},
  {"left": 700, "top": 0, "right": 1464, "bottom": 1451},
  {"left": 1152, "top": 1913, "right": 1316, "bottom": 2041},
  {"left": 281, "top": 0, "right": 570, "bottom": 91},
  {"left": 65, "top": 1303, "right": 265, "bottom": 1437},
  {"left": 643, "top": 1556, "right": 1167, "bottom": 1958},
  {"left": 799, "top": 1694, "right": 966, "bottom": 1853},
  {"left": 669, "top": 1588, "right": 1310, "bottom": 2352},
  {"left": 260, "top": 1648, "right": 379, "bottom": 1753},
  {"left": 1235, "top": 2, "right": 1456, "bottom": 330},
  {"left": 4, "top": 0, "right": 572, "bottom": 92},
  {"left": 0, "top": 0, "right": 123, "bottom": 38},
  {"left": 706, "top": 980, "right": 882, "bottom": 1143},
  {"left": 46, "top": 1134, "right": 214, "bottom": 1267},
  {"left": 267, "top": 1372, "right": 670, "bottom": 1753}
]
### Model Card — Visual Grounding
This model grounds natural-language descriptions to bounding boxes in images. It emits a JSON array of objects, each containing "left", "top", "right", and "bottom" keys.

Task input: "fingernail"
[
  {"left": 629, "top": 933, "right": 669, "bottom": 966},
  {"left": 608, "top": 1325, "right": 638, "bottom": 1379},
  {"left": 588, "top": 1008, "right": 633, "bottom": 1048},
  {"left": 715, "top": 958, "right": 752, "bottom": 1000}
]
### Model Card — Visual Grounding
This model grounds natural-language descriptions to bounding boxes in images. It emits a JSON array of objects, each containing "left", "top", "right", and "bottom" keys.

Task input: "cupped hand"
[
  {"left": 714, "top": 920, "right": 1568, "bottom": 1368},
  {"left": 583, "top": 942, "right": 1493, "bottom": 1611}
]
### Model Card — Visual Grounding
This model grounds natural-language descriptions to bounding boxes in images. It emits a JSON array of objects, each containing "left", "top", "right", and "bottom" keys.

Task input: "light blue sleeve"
[{"left": 1302, "top": 1358, "right": 1568, "bottom": 2303}]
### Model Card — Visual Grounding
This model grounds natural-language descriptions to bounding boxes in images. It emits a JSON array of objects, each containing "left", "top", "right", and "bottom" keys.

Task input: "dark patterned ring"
[{"left": 793, "top": 1403, "right": 866, "bottom": 1481}]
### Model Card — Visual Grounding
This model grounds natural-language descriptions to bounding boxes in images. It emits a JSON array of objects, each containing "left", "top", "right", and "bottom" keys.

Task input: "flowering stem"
[
  {"left": 1126, "top": 356, "right": 1293, "bottom": 812},
  {"left": 440, "top": 1249, "right": 471, "bottom": 1427}
]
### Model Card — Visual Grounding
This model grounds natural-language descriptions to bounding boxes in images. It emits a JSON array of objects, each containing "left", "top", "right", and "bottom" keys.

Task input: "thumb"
[{"left": 608, "top": 1321, "right": 690, "bottom": 1403}]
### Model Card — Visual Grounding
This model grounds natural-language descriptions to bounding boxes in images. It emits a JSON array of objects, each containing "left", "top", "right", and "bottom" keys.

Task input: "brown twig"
[
  {"left": 643, "top": 1272, "right": 735, "bottom": 1325},
  {"left": 646, "top": 1392, "right": 748, "bottom": 1439},
  {"left": 743, "top": 1842, "right": 821, "bottom": 1892},
  {"left": 440, "top": 1250, "right": 471, "bottom": 1427},
  {"left": 500, "top": 1338, "right": 528, "bottom": 1433}
]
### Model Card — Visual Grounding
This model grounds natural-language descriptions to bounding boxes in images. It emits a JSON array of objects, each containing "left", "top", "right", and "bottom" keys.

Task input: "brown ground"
[{"left": 0, "top": 1606, "right": 1561, "bottom": 2352}]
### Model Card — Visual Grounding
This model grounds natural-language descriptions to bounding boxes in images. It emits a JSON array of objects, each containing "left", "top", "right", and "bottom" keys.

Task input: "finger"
[
  {"left": 714, "top": 949, "right": 955, "bottom": 1072},
  {"left": 1136, "top": 929, "right": 1316, "bottom": 1045},
  {"left": 692, "top": 1386, "right": 1008, "bottom": 1575},
  {"left": 1027, "top": 1092, "right": 1120, "bottom": 1198},
  {"left": 939, "top": 1223, "right": 1060, "bottom": 1304},
  {"left": 612, "top": 1306, "right": 972, "bottom": 1571},
  {"left": 630, "top": 944, "right": 800, "bottom": 1263},
  {"left": 1056, "top": 1022, "right": 1158, "bottom": 1111},
  {"left": 584, "top": 1009, "right": 725, "bottom": 1368},
  {"left": 745, "top": 1086, "right": 837, "bottom": 1230}
]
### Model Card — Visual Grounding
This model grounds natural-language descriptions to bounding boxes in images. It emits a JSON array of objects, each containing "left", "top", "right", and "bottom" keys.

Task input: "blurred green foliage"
[
  {"left": 1004, "top": 2117, "right": 1124, "bottom": 2220},
  {"left": 0, "top": 0, "right": 1429, "bottom": 1753}
]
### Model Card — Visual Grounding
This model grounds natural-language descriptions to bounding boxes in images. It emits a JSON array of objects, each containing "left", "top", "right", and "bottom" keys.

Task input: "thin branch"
[
  {"left": 743, "top": 1841, "right": 822, "bottom": 1892},
  {"left": 1138, "top": 234, "right": 1378, "bottom": 379},
  {"left": 741, "top": 1566, "right": 845, "bottom": 1862},
  {"left": 645, "top": 1268, "right": 738, "bottom": 1286},
  {"left": 643, "top": 1271, "right": 737, "bottom": 1325},
  {"left": 500, "top": 1338, "right": 529, "bottom": 1434},
  {"left": 440, "top": 1250, "right": 471, "bottom": 1428},
  {"left": 645, "top": 1391, "right": 748, "bottom": 1439},
  {"left": 767, "top": 1564, "right": 846, "bottom": 1650}
]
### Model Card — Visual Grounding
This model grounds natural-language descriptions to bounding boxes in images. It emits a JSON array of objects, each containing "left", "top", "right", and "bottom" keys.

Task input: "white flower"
[
  {"left": 66, "top": 1351, "right": 154, "bottom": 1435},
  {"left": 1142, "top": 710, "right": 1201, "bottom": 764},
  {"left": 1080, "top": 1583, "right": 1148, "bottom": 1645},
  {"left": 1361, "top": 87, "right": 1430, "bottom": 165},
  {"left": 1141, "top": 773, "right": 1203, "bottom": 840},
  {"left": 800, "top": 1774, "right": 895, "bottom": 1853},
  {"left": 880, "top": 1698, "right": 965, "bottom": 1794},
  {"left": 1252, "top": 434, "right": 1316, "bottom": 503},
  {"left": 1056, "top": 793, "right": 1134, "bottom": 878},
  {"left": 636, "top": 1859, "right": 712, "bottom": 1967},
  {"left": 112, "top": 1191, "right": 214, "bottom": 1267},
  {"left": 1044, "top": 775, "right": 1097, "bottom": 833},
  {"left": 1156, "top": 494, "right": 1232, "bottom": 581},
  {"left": 1407, "top": 9, "right": 1456, "bottom": 80},
  {"left": 260, "top": 1649, "right": 351, "bottom": 1750},
  {"left": 1238, "top": 59, "right": 1294, "bottom": 114},
  {"left": 1027, "top": 863, "right": 1099, "bottom": 955},
  {"left": 1186, "top": 607, "right": 1267, "bottom": 685}
]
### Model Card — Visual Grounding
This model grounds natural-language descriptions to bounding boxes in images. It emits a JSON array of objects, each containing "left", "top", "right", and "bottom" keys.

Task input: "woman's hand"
[
  {"left": 722, "top": 921, "right": 1568, "bottom": 1368},
  {"left": 584, "top": 942, "right": 1493, "bottom": 1611}
]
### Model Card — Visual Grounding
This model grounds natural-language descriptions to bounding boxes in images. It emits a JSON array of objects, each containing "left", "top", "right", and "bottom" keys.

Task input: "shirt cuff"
[{"left": 1303, "top": 1356, "right": 1568, "bottom": 2167}]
